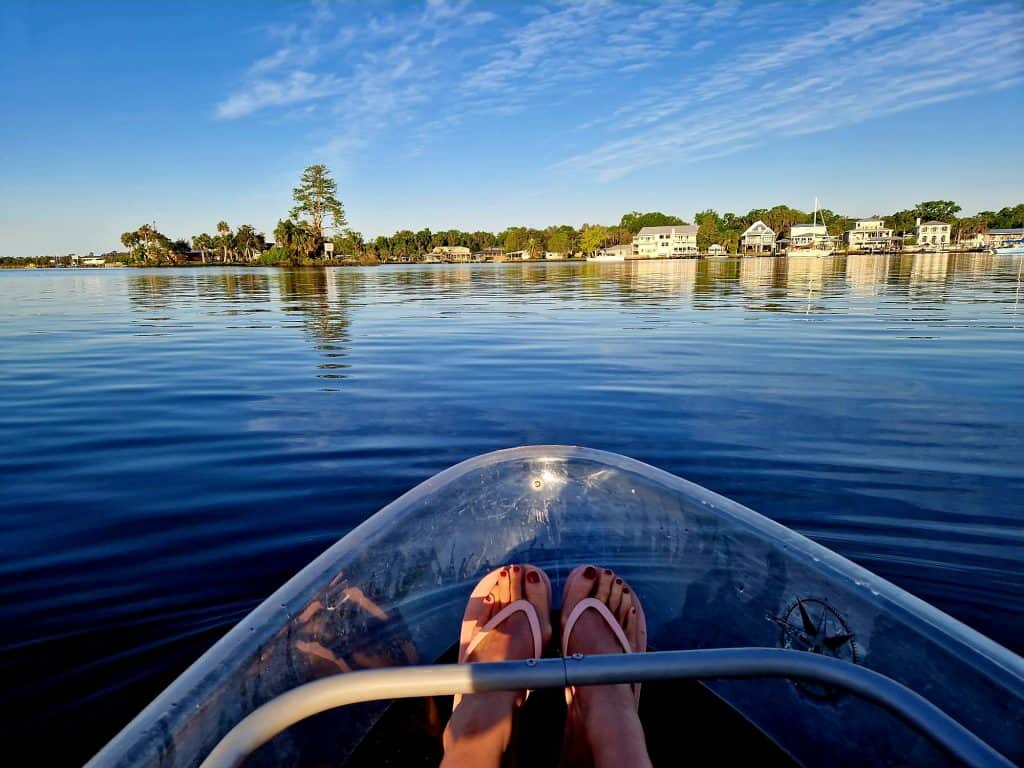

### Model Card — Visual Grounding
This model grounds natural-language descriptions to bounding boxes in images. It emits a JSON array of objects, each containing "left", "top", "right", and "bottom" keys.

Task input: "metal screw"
[
  {"left": 572, "top": 652, "right": 584, "bottom": 660},
  {"left": 526, "top": 658, "right": 537, "bottom": 666}
]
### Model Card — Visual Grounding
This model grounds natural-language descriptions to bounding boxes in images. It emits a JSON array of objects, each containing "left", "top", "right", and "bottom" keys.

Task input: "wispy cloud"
[
  {"left": 217, "top": 0, "right": 1024, "bottom": 178},
  {"left": 558, "top": 1, "right": 1024, "bottom": 180}
]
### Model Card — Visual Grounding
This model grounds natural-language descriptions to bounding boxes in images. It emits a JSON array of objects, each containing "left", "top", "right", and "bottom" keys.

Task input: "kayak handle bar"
[{"left": 199, "top": 647, "right": 1014, "bottom": 768}]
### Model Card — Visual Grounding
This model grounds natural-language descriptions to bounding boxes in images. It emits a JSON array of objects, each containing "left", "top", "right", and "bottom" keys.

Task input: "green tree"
[
  {"left": 274, "top": 218, "right": 317, "bottom": 264},
  {"left": 192, "top": 233, "right": 215, "bottom": 263},
  {"left": 619, "top": 211, "right": 686, "bottom": 233},
  {"left": 333, "top": 230, "right": 365, "bottom": 259},
  {"left": 885, "top": 209, "right": 919, "bottom": 235},
  {"left": 546, "top": 230, "right": 570, "bottom": 254},
  {"left": 233, "top": 224, "right": 264, "bottom": 262},
  {"left": 580, "top": 224, "right": 610, "bottom": 253},
  {"left": 216, "top": 221, "right": 233, "bottom": 262},
  {"left": 120, "top": 230, "right": 142, "bottom": 261},
  {"left": 915, "top": 200, "right": 961, "bottom": 223},
  {"left": 291, "top": 164, "right": 347, "bottom": 243},
  {"left": 694, "top": 209, "right": 722, "bottom": 250}
]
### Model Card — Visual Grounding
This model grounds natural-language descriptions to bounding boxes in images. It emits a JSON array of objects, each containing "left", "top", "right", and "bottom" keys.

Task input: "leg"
[
  {"left": 561, "top": 566, "right": 652, "bottom": 768},
  {"left": 442, "top": 565, "right": 552, "bottom": 767}
]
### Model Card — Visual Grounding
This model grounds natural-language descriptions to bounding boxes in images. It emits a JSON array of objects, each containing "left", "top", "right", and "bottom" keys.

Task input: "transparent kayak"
[{"left": 88, "top": 446, "right": 1023, "bottom": 767}]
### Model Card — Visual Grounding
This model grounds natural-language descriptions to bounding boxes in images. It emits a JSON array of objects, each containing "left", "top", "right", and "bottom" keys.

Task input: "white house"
[
  {"left": 740, "top": 220, "right": 776, "bottom": 254},
  {"left": 915, "top": 219, "right": 950, "bottom": 249},
  {"left": 707, "top": 244, "right": 726, "bottom": 256},
  {"left": 431, "top": 245, "right": 472, "bottom": 262},
  {"left": 632, "top": 225, "right": 699, "bottom": 258},
  {"left": 598, "top": 243, "right": 632, "bottom": 260},
  {"left": 845, "top": 219, "right": 897, "bottom": 252}
]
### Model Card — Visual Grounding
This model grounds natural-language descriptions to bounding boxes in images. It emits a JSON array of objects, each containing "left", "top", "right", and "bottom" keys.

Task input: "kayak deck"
[{"left": 88, "top": 446, "right": 1024, "bottom": 768}]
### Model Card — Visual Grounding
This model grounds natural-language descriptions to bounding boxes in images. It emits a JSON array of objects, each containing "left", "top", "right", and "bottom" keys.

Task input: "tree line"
[{"left": 97, "top": 163, "right": 1023, "bottom": 266}]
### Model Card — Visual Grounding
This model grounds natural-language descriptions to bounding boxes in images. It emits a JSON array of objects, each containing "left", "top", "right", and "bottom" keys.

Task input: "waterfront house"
[
  {"left": 845, "top": 219, "right": 899, "bottom": 253},
  {"left": 915, "top": 219, "right": 951, "bottom": 248},
  {"left": 739, "top": 220, "right": 776, "bottom": 254},
  {"left": 707, "top": 244, "right": 726, "bottom": 256},
  {"left": 431, "top": 245, "right": 472, "bottom": 263},
  {"left": 473, "top": 247, "right": 505, "bottom": 262},
  {"left": 505, "top": 250, "right": 528, "bottom": 261},
  {"left": 597, "top": 243, "right": 632, "bottom": 260},
  {"left": 984, "top": 228, "right": 1024, "bottom": 248},
  {"left": 632, "top": 225, "right": 699, "bottom": 258}
]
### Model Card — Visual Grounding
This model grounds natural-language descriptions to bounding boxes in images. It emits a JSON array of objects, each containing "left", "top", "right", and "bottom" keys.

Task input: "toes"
[
  {"left": 523, "top": 566, "right": 553, "bottom": 646},
  {"left": 497, "top": 567, "right": 511, "bottom": 606},
  {"left": 616, "top": 588, "right": 632, "bottom": 624},
  {"left": 509, "top": 564, "right": 523, "bottom": 603},
  {"left": 562, "top": 565, "right": 597, "bottom": 613},
  {"left": 595, "top": 568, "right": 614, "bottom": 601},
  {"left": 609, "top": 577, "right": 624, "bottom": 613}
]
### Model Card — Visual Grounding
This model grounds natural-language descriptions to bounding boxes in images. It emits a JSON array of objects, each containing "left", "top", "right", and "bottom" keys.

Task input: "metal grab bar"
[{"left": 199, "top": 648, "right": 1014, "bottom": 768}]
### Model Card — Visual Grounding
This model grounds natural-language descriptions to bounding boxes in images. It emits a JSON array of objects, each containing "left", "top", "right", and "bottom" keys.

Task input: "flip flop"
[
  {"left": 453, "top": 564, "right": 552, "bottom": 710},
  {"left": 561, "top": 565, "right": 647, "bottom": 710}
]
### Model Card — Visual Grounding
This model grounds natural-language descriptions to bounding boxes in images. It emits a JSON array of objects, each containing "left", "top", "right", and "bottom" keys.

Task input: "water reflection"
[{"left": 119, "top": 253, "right": 1024, "bottom": 346}]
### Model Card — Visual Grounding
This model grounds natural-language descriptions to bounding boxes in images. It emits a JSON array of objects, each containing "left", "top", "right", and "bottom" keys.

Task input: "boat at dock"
[
  {"left": 87, "top": 446, "right": 1023, "bottom": 768},
  {"left": 785, "top": 198, "right": 835, "bottom": 257},
  {"left": 993, "top": 239, "right": 1024, "bottom": 255}
]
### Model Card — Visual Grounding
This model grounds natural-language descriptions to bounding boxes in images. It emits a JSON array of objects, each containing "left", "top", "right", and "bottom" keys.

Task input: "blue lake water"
[{"left": 1, "top": 255, "right": 1023, "bottom": 764}]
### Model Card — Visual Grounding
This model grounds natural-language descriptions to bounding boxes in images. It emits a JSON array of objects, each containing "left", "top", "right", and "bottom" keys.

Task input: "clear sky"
[{"left": 1, "top": 0, "right": 1022, "bottom": 257}]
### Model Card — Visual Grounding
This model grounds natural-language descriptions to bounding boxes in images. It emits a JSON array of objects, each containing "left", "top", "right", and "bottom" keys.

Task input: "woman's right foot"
[{"left": 560, "top": 565, "right": 651, "bottom": 768}]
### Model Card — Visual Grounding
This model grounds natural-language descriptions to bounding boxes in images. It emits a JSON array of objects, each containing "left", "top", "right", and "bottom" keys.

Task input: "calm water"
[{"left": 2, "top": 255, "right": 1023, "bottom": 764}]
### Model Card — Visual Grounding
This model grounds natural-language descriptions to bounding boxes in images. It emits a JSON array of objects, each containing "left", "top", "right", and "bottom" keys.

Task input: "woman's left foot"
[{"left": 441, "top": 565, "right": 552, "bottom": 767}]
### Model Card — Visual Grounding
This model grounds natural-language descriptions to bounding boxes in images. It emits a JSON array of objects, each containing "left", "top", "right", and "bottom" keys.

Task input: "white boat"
[
  {"left": 993, "top": 238, "right": 1024, "bottom": 255},
  {"left": 786, "top": 198, "right": 835, "bottom": 257},
  {"left": 586, "top": 253, "right": 626, "bottom": 262},
  {"left": 87, "top": 446, "right": 1023, "bottom": 768}
]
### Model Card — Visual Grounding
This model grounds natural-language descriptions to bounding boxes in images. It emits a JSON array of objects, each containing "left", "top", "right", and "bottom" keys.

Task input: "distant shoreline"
[{"left": 1, "top": 247, "right": 1005, "bottom": 271}]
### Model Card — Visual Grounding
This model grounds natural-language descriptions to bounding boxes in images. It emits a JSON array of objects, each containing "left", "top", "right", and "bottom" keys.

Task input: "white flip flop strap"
[
  {"left": 462, "top": 600, "right": 543, "bottom": 662},
  {"left": 561, "top": 597, "right": 632, "bottom": 657}
]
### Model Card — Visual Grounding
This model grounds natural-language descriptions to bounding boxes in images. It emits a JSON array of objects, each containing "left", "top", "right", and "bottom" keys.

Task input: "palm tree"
[{"left": 216, "top": 221, "right": 232, "bottom": 262}]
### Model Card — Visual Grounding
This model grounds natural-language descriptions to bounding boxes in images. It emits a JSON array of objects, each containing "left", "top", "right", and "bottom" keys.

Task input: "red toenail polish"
[
  {"left": 526, "top": 571, "right": 540, "bottom": 584},
  {"left": 631, "top": 607, "right": 637, "bottom": 614},
  {"left": 623, "top": 588, "right": 630, "bottom": 594},
  {"left": 604, "top": 569, "right": 612, "bottom": 575},
  {"left": 583, "top": 566, "right": 597, "bottom": 579},
  {"left": 500, "top": 569, "right": 508, "bottom": 577},
  {"left": 512, "top": 565, "right": 520, "bottom": 573},
  {"left": 484, "top": 595, "right": 492, "bottom": 603},
  {"left": 615, "top": 578, "right": 623, "bottom": 585}
]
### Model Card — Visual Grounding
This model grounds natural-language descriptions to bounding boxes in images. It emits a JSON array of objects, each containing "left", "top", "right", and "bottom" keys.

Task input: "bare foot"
[
  {"left": 441, "top": 565, "right": 552, "bottom": 768},
  {"left": 561, "top": 565, "right": 651, "bottom": 768}
]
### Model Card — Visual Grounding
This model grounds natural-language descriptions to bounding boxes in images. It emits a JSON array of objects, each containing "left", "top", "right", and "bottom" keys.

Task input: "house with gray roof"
[{"left": 632, "top": 225, "right": 699, "bottom": 259}]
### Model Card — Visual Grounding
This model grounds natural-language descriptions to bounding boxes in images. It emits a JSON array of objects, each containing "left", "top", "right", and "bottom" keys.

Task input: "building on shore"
[
  {"left": 632, "top": 225, "right": 699, "bottom": 258},
  {"left": 914, "top": 219, "right": 950, "bottom": 249},
  {"left": 596, "top": 243, "right": 632, "bottom": 260},
  {"left": 707, "top": 244, "right": 726, "bottom": 257},
  {"left": 740, "top": 220, "right": 777, "bottom": 254},
  {"left": 845, "top": 219, "right": 899, "bottom": 253},
  {"left": 430, "top": 245, "right": 472, "bottom": 263},
  {"left": 473, "top": 247, "right": 505, "bottom": 262},
  {"left": 543, "top": 251, "right": 566, "bottom": 260},
  {"left": 505, "top": 250, "right": 528, "bottom": 261},
  {"left": 984, "top": 228, "right": 1024, "bottom": 249}
]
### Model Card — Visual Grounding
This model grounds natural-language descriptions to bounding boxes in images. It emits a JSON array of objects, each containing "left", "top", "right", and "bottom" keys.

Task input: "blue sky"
[{"left": 1, "top": 0, "right": 1022, "bottom": 257}]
